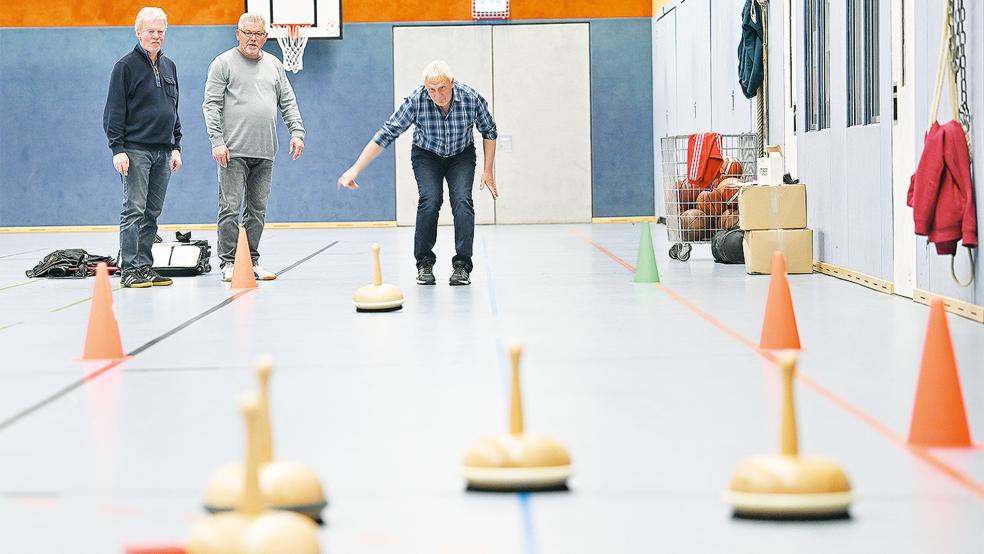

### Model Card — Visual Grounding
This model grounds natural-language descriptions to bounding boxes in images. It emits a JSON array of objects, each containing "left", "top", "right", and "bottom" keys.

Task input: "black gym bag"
[
  {"left": 711, "top": 228, "right": 745, "bottom": 264},
  {"left": 26, "top": 249, "right": 117, "bottom": 278}
]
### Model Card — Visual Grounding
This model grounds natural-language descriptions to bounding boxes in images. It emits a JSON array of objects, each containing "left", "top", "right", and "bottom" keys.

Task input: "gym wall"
[
  {"left": 0, "top": 1, "right": 654, "bottom": 226},
  {"left": 654, "top": 0, "right": 981, "bottom": 305}
]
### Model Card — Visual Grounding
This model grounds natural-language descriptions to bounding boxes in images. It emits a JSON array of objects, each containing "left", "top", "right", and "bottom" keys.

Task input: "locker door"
[
  {"left": 710, "top": 0, "right": 754, "bottom": 133},
  {"left": 675, "top": 0, "right": 713, "bottom": 134},
  {"left": 392, "top": 26, "right": 495, "bottom": 226}
]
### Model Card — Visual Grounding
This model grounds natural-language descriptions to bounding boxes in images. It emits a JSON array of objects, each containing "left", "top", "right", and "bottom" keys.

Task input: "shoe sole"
[
  {"left": 417, "top": 279, "right": 436, "bottom": 285},
  {"left": 256, "top": 275, "right": 277, "bottom": 281},
  {"left": 449, "top": 280, "right": 471, "bottom": 286},
  {"left": 122, "top": 282, "right": 153, "bottom": 289},
  {"left": 151, "top": 281, "right": 173, "bottom": 286}
]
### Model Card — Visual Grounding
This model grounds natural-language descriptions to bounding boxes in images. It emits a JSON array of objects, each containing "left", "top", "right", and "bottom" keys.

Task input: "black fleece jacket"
[{"left": 103, "top": 44, "right": 182, "bottom": 155}]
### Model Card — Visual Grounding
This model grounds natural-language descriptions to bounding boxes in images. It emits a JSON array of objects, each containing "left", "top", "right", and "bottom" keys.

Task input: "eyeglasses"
[{"left": 238, "top": 29, "right": 268, "bottom": 38}]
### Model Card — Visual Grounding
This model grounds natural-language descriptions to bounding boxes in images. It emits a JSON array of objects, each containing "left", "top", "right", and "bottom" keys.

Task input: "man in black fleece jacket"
[{"left": 103, "top": 7, "right": 182, "bottom": 288}]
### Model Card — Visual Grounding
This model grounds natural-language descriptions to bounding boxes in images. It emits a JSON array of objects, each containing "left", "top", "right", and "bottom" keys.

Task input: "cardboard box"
[
  {"left": 738, "top": 184, "right": 807, "bottom": 230},
  {"left": 756, "top": 153, "right": 784, "bottom": 186},
  {"left": 743, "top": 229, "right": 814, "bottom": 274}
]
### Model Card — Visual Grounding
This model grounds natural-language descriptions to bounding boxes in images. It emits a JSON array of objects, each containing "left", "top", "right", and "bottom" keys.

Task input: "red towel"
[
  {"left": 687, "top": 132, "right": 723, "bottom": 189},
  {"left": 907, "top": 121, "right": 977, "bottom": 255}
]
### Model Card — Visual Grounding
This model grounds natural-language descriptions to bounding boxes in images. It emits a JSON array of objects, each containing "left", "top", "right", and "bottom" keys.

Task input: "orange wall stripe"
[
  {"left": 3, "top": 0, "right": 650, "bottom": 27},
  {"left": 344, "top": 0, "right": 472, "bottom": 23},
  {"left": 346, "top": 0, "right": 650, "bottom": 23},
  {"left": 1, "top": 1, "right": 241, "bottom": 28}
]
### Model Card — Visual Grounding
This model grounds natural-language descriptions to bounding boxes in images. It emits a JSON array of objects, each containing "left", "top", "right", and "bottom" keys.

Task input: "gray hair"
[
  {"left": 239, "top": 13, "right": 268, "bottom": 29},
  {"left": 422, "top": 60, "right": 454, "bottom": 84},
  {"left": 134, "top": 7, "right": 168, "bottom": 33}
]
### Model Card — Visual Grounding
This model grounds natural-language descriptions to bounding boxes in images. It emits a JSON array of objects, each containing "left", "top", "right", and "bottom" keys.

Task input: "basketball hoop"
[{"left": 273, "top": 23, "right": 311, "bottom": 73}]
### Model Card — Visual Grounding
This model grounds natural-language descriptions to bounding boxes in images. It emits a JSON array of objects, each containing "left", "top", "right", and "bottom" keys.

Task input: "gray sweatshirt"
[{"left": 203, "top": 48, "right": 305, "bottom": 160}]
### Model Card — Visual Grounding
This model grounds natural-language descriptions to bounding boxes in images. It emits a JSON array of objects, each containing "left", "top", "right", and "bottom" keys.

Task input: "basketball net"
[{"left": 274, "top": 23, "right": 311, "bottom": 73}]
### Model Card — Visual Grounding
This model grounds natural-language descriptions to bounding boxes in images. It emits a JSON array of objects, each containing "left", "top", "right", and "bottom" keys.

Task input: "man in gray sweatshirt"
[{"left": 203, "top": 13, "right": 305, "bottom": 281}]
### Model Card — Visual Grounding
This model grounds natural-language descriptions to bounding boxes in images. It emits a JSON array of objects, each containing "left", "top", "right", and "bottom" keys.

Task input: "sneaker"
[
  {"left": 221, "top": 263, "right": 234, "bottom": 282},
  {"left": 253, "top": 264, "right": 277, "bottom": 281},
  {"left": 416, "top": 264, "right": 436, "bottom": 285},
  {"left": 143, "top": 268, "right": 173, "bottom": 286},
  {"left": 121, "top": 268, "right": 153, "bottom": 288},
  {"left": 449, "top": 264, "right": 471, "bottom": 286}
]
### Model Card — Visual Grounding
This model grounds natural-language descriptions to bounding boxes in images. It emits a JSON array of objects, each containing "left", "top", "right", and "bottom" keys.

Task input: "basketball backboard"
[{"left": 243, "top": 0, "right": 342, "bottom": 39}]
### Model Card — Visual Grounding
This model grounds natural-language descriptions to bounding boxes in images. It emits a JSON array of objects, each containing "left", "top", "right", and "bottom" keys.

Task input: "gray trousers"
[
  {"left": 217, "top": 157, "right": 273, "bottom": 265},
  {"left": 120, "top": 147, "right": 171, "bottom": 271}
]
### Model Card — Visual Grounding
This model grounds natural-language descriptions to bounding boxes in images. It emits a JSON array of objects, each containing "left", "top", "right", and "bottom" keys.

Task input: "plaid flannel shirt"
[{"left": 372, "top": 81, "right": 497, "bottom": 157}]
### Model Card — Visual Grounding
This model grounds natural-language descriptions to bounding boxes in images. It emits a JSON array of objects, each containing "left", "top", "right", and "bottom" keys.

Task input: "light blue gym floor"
[{"left": 0, "top": 223, "right": 981, "bottom": 553}]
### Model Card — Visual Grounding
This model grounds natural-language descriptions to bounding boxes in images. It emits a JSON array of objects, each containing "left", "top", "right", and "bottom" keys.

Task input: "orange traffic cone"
[
  {"left": 82, "top": 262, "right": 125, "bottom": 360},
  {"left": 907, "top": 297, "right": 972, "bottom": 447},
  {"left": 759, "top": 251, "right": 801, "bottom": 350},
  {"left": 230, "top": 226, "right": 257, "bottom": 289}
]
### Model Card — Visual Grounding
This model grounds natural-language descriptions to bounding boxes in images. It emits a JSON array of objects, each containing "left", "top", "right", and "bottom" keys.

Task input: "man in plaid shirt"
[{"left": 338, "top": 60, "right": 498, "bottom": 286}]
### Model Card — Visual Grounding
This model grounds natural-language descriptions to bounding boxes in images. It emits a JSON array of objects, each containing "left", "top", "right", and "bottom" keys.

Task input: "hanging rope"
[
  {"left": 928, "top": 0, "right": 975, "bottom": 286},
  {"left": 755, "top": 0, "right": 770, "bottom": 157}
]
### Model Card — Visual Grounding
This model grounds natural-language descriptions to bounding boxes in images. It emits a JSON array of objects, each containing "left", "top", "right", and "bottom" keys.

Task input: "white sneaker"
[
  {"left": 253, "top": 264, "right": 277, "bottom": 281},
  {"left": 221, "top": 264, "right": 234, "bottom": 282}
]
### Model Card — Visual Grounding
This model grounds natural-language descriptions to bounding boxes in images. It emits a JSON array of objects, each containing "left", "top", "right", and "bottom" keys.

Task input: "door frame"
[
  {"left": 783, "top": 0, "right": 798, "bottom": 176},
  {"left": 891, "top": 0, "right": 916, "bottom": 297}
]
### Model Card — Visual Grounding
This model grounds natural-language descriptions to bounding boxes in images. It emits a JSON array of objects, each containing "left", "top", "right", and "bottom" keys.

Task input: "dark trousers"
[
  {"left": 119, "top": 147, "right": 171, "bottom": 271},
  {"left": 411, "top": 144, "right": 477, "bottom": 272}
]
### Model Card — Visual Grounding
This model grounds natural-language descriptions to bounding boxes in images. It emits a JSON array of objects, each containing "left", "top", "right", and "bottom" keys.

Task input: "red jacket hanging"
[
  {"left": 687, "top": 132, "right": 723, "bottom": 188},
  {"left": 907, "top": 121, "right": 977, "bottom": 255}
]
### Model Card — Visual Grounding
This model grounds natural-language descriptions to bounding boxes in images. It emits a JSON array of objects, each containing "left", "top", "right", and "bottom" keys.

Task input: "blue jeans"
[
  {"left": 119, "top": 147, "right": 171, "bottom": 271},
  {"left": 411, "top": 144, "right": 476, "bottom": 271},
  {"left": 216, "top": 157, "right": 274, "bottom": 265}
]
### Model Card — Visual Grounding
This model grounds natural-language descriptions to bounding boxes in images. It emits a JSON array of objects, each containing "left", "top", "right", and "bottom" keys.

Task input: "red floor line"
[
  {"left": 573, "top": 231, "right": 637, "bottom": 272},
  {"left": 574, "top": 230, "right": 984, "bottom": 501}
]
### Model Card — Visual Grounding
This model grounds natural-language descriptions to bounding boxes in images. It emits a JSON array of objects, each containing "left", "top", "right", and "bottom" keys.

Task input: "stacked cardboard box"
[{"left": 738, "top": 184, "right": 813, "bottom": 274}]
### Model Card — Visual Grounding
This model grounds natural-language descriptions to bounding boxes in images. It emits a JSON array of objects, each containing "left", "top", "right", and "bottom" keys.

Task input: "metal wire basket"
[{"left": 660, "top": 132, "right": 759, "bottom": 261}]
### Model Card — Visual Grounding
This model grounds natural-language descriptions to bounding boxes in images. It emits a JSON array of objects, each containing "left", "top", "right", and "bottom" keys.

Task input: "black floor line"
[
  {"left": 0, "top": 248, "right": 48, "bottom": 260},
  {"left": 0, "top": 241, "right": 339, "bottom": 434}
]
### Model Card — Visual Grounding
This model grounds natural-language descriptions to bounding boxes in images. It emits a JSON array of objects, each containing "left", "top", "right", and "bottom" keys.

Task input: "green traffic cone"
[{"left": 633, "top": 222, "right": 661, "bottom": 283}]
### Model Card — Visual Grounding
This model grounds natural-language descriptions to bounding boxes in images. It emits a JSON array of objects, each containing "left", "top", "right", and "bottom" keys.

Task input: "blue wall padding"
[{"left": 0, "top": 20, "right": 654, "bottom": 225}]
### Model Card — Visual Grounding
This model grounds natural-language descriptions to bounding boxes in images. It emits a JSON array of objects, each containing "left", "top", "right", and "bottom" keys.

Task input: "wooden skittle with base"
[
  {"left": 724, "top": 352, "right": 852, "bottom": 518},
  {"left": 463, "top": 344, "right": 573, "bottom": 491},
  {"left": 353, "top": 243, "right": 404, "bottom": 312},
  {"left": 204, "top": 358, "right": 328, "bottom": 523},
  {"left": 189, "top": 394, "right": 320, "bottom": 554}
]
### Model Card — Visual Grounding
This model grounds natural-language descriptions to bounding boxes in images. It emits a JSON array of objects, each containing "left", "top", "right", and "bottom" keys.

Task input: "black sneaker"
[
  {"left": 143, "top": 268, "right": 173, "bottom": 286},
  {"left": 121, "top": 268, "right": 153, "bottom": 288},
  {"left": 416, "top": 264, "right": 436, "bottom": 285},
  {"left": 449, "top": 264, "right": 471, "bottom": 286}
]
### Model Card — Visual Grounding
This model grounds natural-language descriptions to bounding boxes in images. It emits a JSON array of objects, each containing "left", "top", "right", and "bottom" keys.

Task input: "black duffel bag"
[
  {"left": 711, "top": 228, "right": 745, "bottom": 264},
  {"left": 26, "top": 249, "right": 116, "bottom": 278}
]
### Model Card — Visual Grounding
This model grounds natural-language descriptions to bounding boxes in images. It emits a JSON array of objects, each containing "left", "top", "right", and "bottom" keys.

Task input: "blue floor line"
[{"left": 483, "top": 236, "right": 540, "bottom": 554}]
